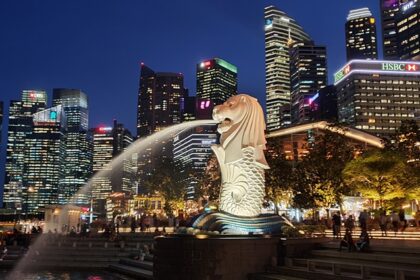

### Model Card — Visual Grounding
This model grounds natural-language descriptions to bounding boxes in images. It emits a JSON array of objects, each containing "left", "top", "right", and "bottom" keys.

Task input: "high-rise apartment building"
[
  {"left": 3, "top": 90, "right": 47, "bottom": 210},
  {"left": 265, "top": 5, "right": 311, "bottom": 130},
  {"left": 23, "top": 105, "right": 66, "bottom": 214},
  {"left": 335, "top": 60, "right": 420, "bottom": 136},
  {"left": 345, "top": 8, "right": 378, "bottom": 61},
  {"left": 196, "top": 58, "right": 237, "bottom": 107},
  {"left": 396, "top": 0, "right": 420, "bottom": 60},
  {"left": 52, "top": 89, "right": 92, "bottom": 205},
  {"left": 289, "top": 41, "right": 327, "bottom": 124}
]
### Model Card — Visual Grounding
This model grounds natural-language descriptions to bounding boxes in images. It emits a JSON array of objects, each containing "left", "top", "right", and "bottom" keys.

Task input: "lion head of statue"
[{"left": 212, "top": 94, "right": 268, "bottom": 168}]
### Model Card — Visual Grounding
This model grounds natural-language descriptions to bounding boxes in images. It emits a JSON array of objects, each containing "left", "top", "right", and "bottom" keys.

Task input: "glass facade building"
[
  {"left": 265, "top": 5, "right": 311, "bottom": 130},
  {"left": 335, "top": 60, "right": 420, "bottom": 136},
  {"left": 289, "top": 41, "right": 327, "bottom": 124},
  {"left": 345, "top": 8, "right": 378, "bottom": 61},
  {"left": 23, "top": 105, "right": 66, "bottom": 214},
  {"left": 196, "top": 58, "right": 237, "bottom": 107},
  {"left": 3, "top": 90, "right": 47, "bottom": 211},
  {"left": 396, "top": 0, "right": 420, "bottom": 60},
  {"left": 52, "top": 89, "right": 92, "bottom": 205}
]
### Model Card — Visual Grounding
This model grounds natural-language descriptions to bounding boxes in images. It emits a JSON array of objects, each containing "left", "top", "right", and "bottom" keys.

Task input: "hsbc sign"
[{"left": 382, "top": 63, "right": 418, "bottom": 72}]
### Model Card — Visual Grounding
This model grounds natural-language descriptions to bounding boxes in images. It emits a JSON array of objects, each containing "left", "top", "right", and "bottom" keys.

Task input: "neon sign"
[
  {"left": 401, "top": 1, "right": 415, "bottom": 12},
  {"left": 382, "top": 63, "right": 418, "bottom": 71},
  {"left": 334, "top": 64, "right": 351, "bottom": 83}
]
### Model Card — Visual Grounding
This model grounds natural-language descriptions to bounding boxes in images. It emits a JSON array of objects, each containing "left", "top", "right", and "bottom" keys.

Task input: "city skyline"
[{"left": 0, "top": 0, "right": 406, "bottom": 198}]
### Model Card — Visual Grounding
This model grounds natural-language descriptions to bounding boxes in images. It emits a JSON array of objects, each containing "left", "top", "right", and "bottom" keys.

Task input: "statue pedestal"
[
  {"left": 154, "top": 235, "right": 281, "bottom": 280},
  {"left": 192, "top": 211, "right": 285, "bottom": 234}
]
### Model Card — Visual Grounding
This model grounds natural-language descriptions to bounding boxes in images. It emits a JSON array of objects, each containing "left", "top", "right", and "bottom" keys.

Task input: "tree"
[
  {"left": 197, "top": 155, "right": 221, "bottom": 205},
  {"left": 290, "top": 127, "right": 356, "bottom": 218},
  {"left": 143, "top": 158, "right": 186, "bottom": 215},
  {"left": 386, "top": 120, "right": 420, "bottom": 167},
  {"left": 265, "top": 138, "right": 294, "bottom": 214},
  {"left": 342, "top": 150, "right": 411, "bottom": 209}
]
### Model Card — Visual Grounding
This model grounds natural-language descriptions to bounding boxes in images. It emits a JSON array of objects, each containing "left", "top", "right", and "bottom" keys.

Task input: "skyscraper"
[
  {"left": 196, "top": 58, "right": 237, "bottom": 107},
  {"left": 3, "top": 90, "right": 47, "bottom": 210},
  {"left": 396, "top": 0, "right": 420, "bottom": 61},
  {"left": 345, "top": 8, "right": 378, "bottom": 61},
  {"left": 111, "top": 120, "right": 135, "bottom": 194},
  {"left": 381, "top": 0, "right": 404, "bottom": 60},
  {"left": 265, "top": 5, "right": 311, "bottom": 130},
  {"left": 91, "top": 125, "right": 114, "bottom": 213},
  {"left": 52, "top": 89, "right": 92, "bottom": 205},
  {"left": 136, "top": 64, "right": 186, "bottom": 191},
  {"left": 136, "top": 64, "right": 186, "bottom": 138},
  {"left": 289, "top": 41, "right": 327, "bottom": 124},
  {"left": 23, "top": 105, "right": 66, "bottom": 214}
]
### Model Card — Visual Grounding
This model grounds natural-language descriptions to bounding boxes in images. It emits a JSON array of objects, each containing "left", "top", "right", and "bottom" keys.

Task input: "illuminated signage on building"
[
  {"left": 200, "top": 61, "right": 212, "bottom": 68},
  {"left": 199, "top": 100, "right": 211, "bottom": 109},
  {"left": 401, "top": 0, "right": 416, "bottom": 12},
  {"left": 98, "top": 126, "right": 112, "bottom": 133},
  {"left": 334, "top": 60, "right": 420, "bottom": 84}
]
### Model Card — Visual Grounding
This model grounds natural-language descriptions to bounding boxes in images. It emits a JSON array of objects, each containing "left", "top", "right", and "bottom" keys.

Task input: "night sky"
[{"left": 0, "top": 0, "right": 381, "bottom": 191}]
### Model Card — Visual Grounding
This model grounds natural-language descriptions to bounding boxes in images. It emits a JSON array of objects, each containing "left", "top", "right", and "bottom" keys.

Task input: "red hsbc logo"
[{"left": 406, "top": 64, "right": 418, "bottom": 71}]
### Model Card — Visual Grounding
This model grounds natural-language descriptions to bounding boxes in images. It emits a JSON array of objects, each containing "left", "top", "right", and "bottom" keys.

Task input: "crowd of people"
[{"left": 330, "top": 208, "right": 420, "bottom": 253}]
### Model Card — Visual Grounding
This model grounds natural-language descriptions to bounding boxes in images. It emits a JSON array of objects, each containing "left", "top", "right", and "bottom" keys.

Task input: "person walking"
[
  {"left": 391, "top": 211, "right": 400, "bottom": 236},
  {"left": 379, "top": 210, "right": 388, "bottom": 237}
]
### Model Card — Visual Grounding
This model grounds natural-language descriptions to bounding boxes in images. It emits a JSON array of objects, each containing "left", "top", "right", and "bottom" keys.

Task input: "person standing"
[
  {"left": 332, "top": 212, "right": 342, "bottom": 239},
  {"left": 345, "top": 215, "right": 355, "bottom": 234},
  {"left": 391, "top": 211, "right": 400, "bottom": 236},
  {"left": 399, "top": 208, "right": 407, "bottom": 232},
  {"left": 359, "top": 210, "right": 368, "bottom": 231}
]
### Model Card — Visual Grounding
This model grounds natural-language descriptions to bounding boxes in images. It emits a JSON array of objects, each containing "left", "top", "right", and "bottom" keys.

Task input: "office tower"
[
  {"left": 136, "top": 64, "right": 185, "bottom": 138},
  {"left": 196, "top": 58, "right": 237, "bottom": 107},
  {"left": 3, "top": 90, "right": 47, "bottom": 210},
  {"left": 289, "top": 41, "right": 327, "bottom": 124},
  {"left": 23, "top": 106, "right": 66, "bottom": 214},
  {"left": 173, "top": 125, "right": 218, "bottom": 199},
  {"left": 265, "top": 5, "right": 311, "bottom": 130},
  {"left": 91, "top": 125, "right": 114, "bottom": 213},
  {"left": 345, "top": 8, "right": 378, "bottom": 60},
  {"left": 111, "top": 120, "right": 135, "bottom": 194},
  {"left": 396, "top": 0, "right": 420, "bottom": 60},
  {"left": 381, "top": 0, "right": 403, "bottom": 59},
  {"left": 52, "top": 89, "right": 92, "bottom": 205},
  {"left": 311, "top": 85, "right": 338, "bottom": 122},
  {"left": 181, "top": 92, "right": 196, "bottom": 122},
  {"left": 335, "top": 60, "right": 420, "bottom": 136}
]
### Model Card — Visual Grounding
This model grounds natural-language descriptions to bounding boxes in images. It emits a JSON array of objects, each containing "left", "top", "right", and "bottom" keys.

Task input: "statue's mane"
[{"left": 220, "top": 95, "right": 269, "bottom": 168}]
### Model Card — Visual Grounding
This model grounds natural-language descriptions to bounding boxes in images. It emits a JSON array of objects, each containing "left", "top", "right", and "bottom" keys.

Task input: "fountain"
[{"left": 7, "top": 95, "right": 285, "bottom": 279}]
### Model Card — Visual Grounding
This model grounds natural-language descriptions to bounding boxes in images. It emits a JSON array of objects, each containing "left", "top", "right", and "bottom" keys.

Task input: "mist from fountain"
[{"left": 7, "top": 119, "right": 218, "bottom": 278}]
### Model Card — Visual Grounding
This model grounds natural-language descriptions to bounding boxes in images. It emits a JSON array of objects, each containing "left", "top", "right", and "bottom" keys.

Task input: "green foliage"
[
  {"left": 197, "top": 155, "right": 221, "bottom": 204},
  {"left": 265, "top": 138, "right": 294, "bottom": 213},
  {"left": 343, "top": 150, "right": 414, "bottom": 208},
  {"left": 143, "top": 158, "right": 186, "bottom": 215},
  {"left": 291, "top": 127, "right": 356, "bottom": 212}
]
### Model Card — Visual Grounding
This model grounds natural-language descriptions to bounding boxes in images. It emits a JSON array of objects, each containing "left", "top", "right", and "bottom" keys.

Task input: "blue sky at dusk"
[{"left": 0, "top": 0, "right": 381, "bottom": 189}]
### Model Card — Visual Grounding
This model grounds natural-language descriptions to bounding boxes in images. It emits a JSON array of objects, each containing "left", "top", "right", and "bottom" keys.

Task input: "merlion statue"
[{"left": 211, "top": 94, "right": 269, "bottom": 217}]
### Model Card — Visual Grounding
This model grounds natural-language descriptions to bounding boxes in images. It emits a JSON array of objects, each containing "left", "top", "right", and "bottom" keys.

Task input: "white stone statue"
[{"left": 212, "top": 94, "right": 269, "bottom": 217}]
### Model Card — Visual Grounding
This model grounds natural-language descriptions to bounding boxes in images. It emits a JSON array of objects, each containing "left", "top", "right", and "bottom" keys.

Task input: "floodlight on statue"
[{"left": 193, "top": 94, "right": 285, "bottom": 234}]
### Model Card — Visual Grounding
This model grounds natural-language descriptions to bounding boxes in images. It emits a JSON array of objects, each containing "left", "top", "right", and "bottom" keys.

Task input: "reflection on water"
[{"left": 0, "top": 270, "right": 124, "bottom": 280}]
